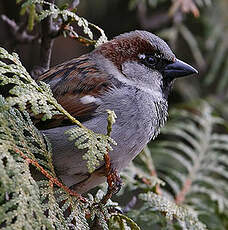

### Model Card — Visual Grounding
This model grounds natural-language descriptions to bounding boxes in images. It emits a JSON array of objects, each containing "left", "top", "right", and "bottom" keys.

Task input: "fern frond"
[
  {"left": 124, "top": 102, "right": 227, "bottom": 229},
  {"left": 109, "top": 213, "right": 141, "bottom": 230},
  {"left": 139, "top": 192, "right": 207, "bottom": 230},
  {"left": 40, "top": 181, "right": 89, "bottom": 230},
  {"left": 0, "top": 97, "right": 53, "bottom": 229},
  {"left": 149, "top": 102, "right": 228, "bottom": 228},
  {"left": 0, "top": 95, "right": 91, "bottom": 229},
  {"left": 65, "top": 110, "right": 117, "bottom": 173}
]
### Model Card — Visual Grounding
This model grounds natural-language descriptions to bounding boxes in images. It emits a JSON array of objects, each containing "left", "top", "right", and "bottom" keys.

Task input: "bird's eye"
[
  {"left": 145, "top": 56, "right": 157, "bottom": 66},
  {"left": 139, "top": 53, "right": 164, "bottom": 69}
]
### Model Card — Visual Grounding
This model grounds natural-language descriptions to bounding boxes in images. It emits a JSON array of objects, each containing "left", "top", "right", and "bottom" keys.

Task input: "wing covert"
[{"left": 35, "top": 54, "right": 112, "bottom": 129}]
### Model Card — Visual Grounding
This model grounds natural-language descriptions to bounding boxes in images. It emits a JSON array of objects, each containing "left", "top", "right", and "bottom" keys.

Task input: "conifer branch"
[{"left": 15, "top": 147, "right": 87, "bottom": 203}]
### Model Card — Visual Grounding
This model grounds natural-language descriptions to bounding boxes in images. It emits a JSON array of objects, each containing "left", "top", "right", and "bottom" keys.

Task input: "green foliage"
[
  {"left": 109, "top": 213, "right": 141, "bottom": 230},
  {"left": 17, "top": 0, "right": 108, "bottom": 47},
  {"left": 0, "top": 47, "right": 116, "bottom": 174},
  {"left": 0, "top": 95, "right": 90, "bottom": 229},
  {"left": 0, "top": 98, "right": 52, "bottom": 229},
  {"left": 122, "top": 102, "right": 228, "bottom": 230},
  {"left": 1, "top": 1, "right": 228, "bottom": 229},
  {"left": 0, "top": 46, "right": 140, "bottom": 230},
  {"left": 65, "top": 126, "right": 116, "bottom": 173},
  {"left": 139, "top": 192, "right": 206, "bottom": 230},
  {"left": 0, "top": 47, "right": 60, "bottom": 121},
  {"left": 0, "top": 95, "right": 104, "bottom": 230},
  {"left": 153, "top": 103, "right": 228, "bottom": 215},
  {"left": 65, "top": 109, "right": 117, "bottom": 173}
]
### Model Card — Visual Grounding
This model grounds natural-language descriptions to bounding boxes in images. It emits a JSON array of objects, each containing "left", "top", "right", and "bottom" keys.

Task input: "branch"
[
  {"left": 175, "top": 178, "right": 192, "bottom": 204},
  {"left": 1, "top": 5, "right": 57, "bottom": 79},
  {"left": 31, "top": 0, "right": 56, "bottom": 79},
  {"left": 1, "top": 14, "right": 38, "bottom": 43},
  {"left": 68, "top": 0, "right": 80, "bottom": 11},
  {"left": 2, "top": 0, "right": 93, "bottom": 80},
  {"left": 136, "top": 2, "right": 171, "bottom": 31},
  {"left": 100, "top": 153, "right": 122, "bottom": 204},
  {"left": 123, "top": 196, "right": 137, "bottom": 213},
  {"left": 15, "top": 147, "right": 87, "bottom": 203},
  {"left": 61, "top": 25, "right": 96, "bottom": 46}
]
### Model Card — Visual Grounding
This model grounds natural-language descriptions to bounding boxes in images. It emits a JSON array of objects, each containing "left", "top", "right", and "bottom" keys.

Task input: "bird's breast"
[{"left": 95, "top": 88, "right": 168, "bottom": 170}]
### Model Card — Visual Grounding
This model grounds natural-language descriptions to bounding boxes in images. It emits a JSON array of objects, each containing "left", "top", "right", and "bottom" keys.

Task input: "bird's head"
[{"left": 93, "top": 30, "right": 198, "bottom": 100}]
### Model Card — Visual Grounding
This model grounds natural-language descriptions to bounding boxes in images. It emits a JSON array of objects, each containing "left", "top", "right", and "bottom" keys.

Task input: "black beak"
[{"left": 164, "top": 58, "right": 198, "bottom": 79}]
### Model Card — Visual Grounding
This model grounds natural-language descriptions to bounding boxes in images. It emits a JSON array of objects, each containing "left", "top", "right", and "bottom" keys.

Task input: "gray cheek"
[{"left": 121, "top": 61, "right": 162, "bottom": 85}]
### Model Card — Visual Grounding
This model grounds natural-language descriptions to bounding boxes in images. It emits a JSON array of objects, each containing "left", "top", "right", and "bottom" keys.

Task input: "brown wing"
[{"left": 35, "top": 54, "right": 112, "bottom": 129}]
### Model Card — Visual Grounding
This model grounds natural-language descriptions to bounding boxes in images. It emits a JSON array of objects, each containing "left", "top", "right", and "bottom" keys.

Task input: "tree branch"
[
  {"left": 136, "top": 2, "right": 171, "bottom": 31},
  {"left": 2, "top": 0, "right": 87, "bottom": 80},
  {"left": 31, "top": 0, "right": 56, "bottom": 79},
  {"left": 15, "top": 148, "right": 87, "bottom": 203},
  {"left": 68, "top": 0, "right": 80, "bottom": 11},
  {"left": 1, "top": 14, "right": 38, "bottom": 43}
]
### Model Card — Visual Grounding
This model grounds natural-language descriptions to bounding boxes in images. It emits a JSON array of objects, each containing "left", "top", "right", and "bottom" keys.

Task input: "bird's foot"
[
  {"left": 101, "top": 153, "right": 122, "bottom": 204},
  {"left": 107, "top": 167, "right": 122, "bottom": 195}
]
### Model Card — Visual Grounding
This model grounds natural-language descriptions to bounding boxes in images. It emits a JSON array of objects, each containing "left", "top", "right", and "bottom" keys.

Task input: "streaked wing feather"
[{"left": 35, "top": 54, "right": 111, "bottom": 129}]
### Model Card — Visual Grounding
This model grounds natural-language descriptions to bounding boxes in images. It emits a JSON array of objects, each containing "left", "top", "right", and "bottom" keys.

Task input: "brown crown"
[{"left": 93, "top": 35, "right": 156, "bottom": 70}]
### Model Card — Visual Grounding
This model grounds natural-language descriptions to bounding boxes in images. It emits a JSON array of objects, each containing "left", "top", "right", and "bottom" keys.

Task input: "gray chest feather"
[
  {"left": 42, "top": 87, "right": 169, "bottom": 181},
  {"left": 97, "top": 87, "right": 168, "bottom": 169}
]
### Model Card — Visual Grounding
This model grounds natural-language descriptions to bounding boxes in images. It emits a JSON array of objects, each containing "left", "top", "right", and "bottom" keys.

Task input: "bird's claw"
[
  {"left": 107, "top": 168, "right": 122, "bottom": 195},
  {"left": 101, "top": 153, "right": 122, "bottom": 204},
  {"left": 108, "top": 206, "right": 123, "bottom": 214}
]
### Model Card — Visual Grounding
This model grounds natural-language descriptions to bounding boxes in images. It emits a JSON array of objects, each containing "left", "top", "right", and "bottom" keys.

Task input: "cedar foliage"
[{"left": 0, "top": 47, "right": 136, "bottom": 230}]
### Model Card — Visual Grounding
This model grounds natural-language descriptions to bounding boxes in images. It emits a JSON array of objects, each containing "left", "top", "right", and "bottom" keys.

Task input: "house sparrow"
[{"left": 37, "top": 30, "right": 198, "bottom": 194}]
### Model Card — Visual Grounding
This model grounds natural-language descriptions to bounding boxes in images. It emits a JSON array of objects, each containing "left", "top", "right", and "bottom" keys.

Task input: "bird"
[{"left": 37, "top": 30, "right": 198, "bottom": 194}]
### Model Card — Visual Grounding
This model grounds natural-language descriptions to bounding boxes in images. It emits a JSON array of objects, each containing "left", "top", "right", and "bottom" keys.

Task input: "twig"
[
  {"left": 123, "top": 196, "right": 137, "bottom": 213},
  {"left": 62, "top": 25, "right": 96, "bottom": 46},
  {"left": 1, "top": 15, "right": 38, "bottom": 43},
  {"left": 137, "top": 2, "right": 170, "bottom": 30},
  {"left": 15, "top": 148, "right": 87, "bottom": 203},
  {"left": 2, "top": 0, "right": 94, "bottom": 80},
  {"left": 100, "top": 110, "right": 120, "bottom": 204},
  {"left": 175, "top": 178, "right": 192, "bottom": 204},
  {"left": 101, "top": 153, "right": 115, "bottom": 204},
  {"left": 68, "top": 0, "right": 80, "bottom": 11},
  {"left": 31, "top": 0, "right": 56, "bottom": 79}
]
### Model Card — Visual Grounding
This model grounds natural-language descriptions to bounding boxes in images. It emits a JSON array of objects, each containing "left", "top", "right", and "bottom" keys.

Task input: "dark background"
[
  {"left": 2, "top": 0, "right": 227, "bottom": 108},
  {"left": 1, "top": 0, "right": 227, "bottom": 109}
]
